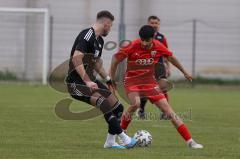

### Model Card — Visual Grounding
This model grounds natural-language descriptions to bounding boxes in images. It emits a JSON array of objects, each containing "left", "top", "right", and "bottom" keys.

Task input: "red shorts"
[{"left": 124, "top": 84, "right": 166, "bottom": 103}]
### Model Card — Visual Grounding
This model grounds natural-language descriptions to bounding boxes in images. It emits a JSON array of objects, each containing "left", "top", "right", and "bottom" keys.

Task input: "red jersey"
[
  {"left": 114, "top": 39, "right": 173, "bottom": 102},
  {"left": 115, "top": 38, "right": 172, "bottom": 86}
]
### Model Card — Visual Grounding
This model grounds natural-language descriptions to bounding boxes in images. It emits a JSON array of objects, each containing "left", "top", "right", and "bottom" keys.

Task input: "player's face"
[
  {"left": 102, "top": 19, "right": 113, "bottom": 37},
  {"left": 141, "top": 38, "right": 153, "bottom": 50},
  {"left": 148, "top": 19, "right": 160, "bottom": 32}
]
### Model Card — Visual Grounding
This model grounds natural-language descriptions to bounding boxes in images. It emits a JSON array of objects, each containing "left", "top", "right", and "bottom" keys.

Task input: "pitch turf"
[{"left": 0, "top": 84, "right": 240, "bottom": 159}]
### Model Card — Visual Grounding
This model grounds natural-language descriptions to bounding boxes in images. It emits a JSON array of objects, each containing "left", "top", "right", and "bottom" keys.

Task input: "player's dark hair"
[
  {"left": 148, "top": 15, "right": 160, "bottom": 22},
  {"left": 97, "top": 10, "right": 114, "bottom": 21},
  {"left": 139, "top": 25, "right": 155, "bottom": 40}
]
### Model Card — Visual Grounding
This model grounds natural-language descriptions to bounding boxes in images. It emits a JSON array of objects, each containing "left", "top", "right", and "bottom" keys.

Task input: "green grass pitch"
[{"left": 0, "top": 84, "right": 240, "bottom": 159}]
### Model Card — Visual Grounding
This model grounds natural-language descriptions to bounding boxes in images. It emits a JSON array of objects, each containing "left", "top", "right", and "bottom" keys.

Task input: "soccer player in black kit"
[{"left": 66, "top": 10, "right": 136, "bottom": 149}]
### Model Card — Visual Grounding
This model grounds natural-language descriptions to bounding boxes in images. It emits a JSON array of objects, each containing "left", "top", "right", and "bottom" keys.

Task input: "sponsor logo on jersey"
[{"left": 135, "top": 58, "right": 154, "bottom": 65}]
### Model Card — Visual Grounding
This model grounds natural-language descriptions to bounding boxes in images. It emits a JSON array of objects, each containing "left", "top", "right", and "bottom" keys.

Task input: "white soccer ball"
[{"left": 133, "top": 130, "right": 153, "bottom": 147}]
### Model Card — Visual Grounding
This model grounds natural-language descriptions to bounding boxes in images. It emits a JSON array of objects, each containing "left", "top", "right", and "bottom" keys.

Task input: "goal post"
[{"left": 0, "top": 7, "right": 50, "bottom": 84}]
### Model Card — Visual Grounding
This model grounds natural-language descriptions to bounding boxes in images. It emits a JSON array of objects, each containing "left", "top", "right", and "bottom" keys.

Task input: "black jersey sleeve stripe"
[
  {"left": 84, "top": 29, "right": 92, "bottom": 40},
  {"left": 84, "top": 29, "right": 93, "bottom": 41},
  {"left": 86, "top": 30, "right": 93, "bottom": 41}
]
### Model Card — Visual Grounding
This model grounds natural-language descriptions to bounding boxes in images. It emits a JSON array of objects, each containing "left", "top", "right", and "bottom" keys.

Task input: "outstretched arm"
[
  {"left": 167, "top": 55, "right": 193, "bottom": 81},
  {"left": 110, "top": 56, "right": 121, "bottom": 80},
  {"left": 94, "top": 58, "right": 108, "bottom": 79},
  {"left": 94, "top": 57, "right": 116, "bottom": 94},
  {"left": 163, "top": 57, "right": 171, "bottom": 77},
  {"left": 109, "top": 42, "right": 129, "bottom": 86}
]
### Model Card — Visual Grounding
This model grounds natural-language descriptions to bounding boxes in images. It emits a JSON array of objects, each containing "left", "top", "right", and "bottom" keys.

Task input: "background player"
[
  {"left": 66, "top": 10, "right": 136, "bottom": 149},
  {"left": 138, "top": 16, "right": 171, "bottom": 119},
  {"left": 110, "top": 25, "right": 203, "bottom": 149}
]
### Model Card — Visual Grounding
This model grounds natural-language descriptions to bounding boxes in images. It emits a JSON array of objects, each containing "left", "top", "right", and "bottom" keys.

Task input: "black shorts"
[
  {"left": 67, "top": 80, "right": 109, "bottom": 105},
  {"left": 155, "top": 57, "right": 167, "bottom": 80}
]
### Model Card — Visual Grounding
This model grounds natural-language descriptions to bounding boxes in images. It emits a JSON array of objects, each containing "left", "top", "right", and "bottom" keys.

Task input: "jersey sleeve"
[
  {"left": 75, "top": 29, "right": 93, "bottom": 53},
  {"left": 114, "top": 48, "right": 128, "bottom": 62},
  {"left": 157, "top": 42, "right": 173, "bottom": 57},
  {"left": 114, "top": 44, "right": 131, "bottom": 62},
  {"left": 162, "top": 48, "right": 173, "bottom": 57},
  {"left": 75, "top": 38, "right": 88, "bottom": 53}
]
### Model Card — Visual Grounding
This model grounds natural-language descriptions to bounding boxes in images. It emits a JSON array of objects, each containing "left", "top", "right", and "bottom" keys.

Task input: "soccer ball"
[{"left": 133, "top": 130, "right": 153, "bottom": 147}]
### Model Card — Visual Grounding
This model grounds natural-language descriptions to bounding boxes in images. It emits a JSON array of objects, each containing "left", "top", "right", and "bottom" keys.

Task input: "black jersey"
[
  {"left": 155, "top": 32, "right": 168, "bottom": 48},
  {"left": 67, "top": 27, "right": 104, "bottom": 84},
  {"left": 154, "top": 32, "right": 169, "bottom": 79}
]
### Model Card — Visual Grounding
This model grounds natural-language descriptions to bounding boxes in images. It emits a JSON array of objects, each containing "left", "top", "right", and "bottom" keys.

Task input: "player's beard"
[{"left": 102, "top": 30, "right": 109, "bottom": 37}]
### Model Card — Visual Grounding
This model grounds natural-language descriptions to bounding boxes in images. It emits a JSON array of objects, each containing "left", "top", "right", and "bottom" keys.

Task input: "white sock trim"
[
  {"left": 187, "top": 138, "right": 193, "bottom": 144},
  {"left": 105, "top": 133, "right": 116, "bottom": 145},
  {"left": 118, "top": 132, "right": 131, "bottom": 145}
]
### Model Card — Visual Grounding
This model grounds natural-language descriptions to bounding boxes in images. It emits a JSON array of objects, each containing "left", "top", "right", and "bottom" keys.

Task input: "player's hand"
[
  {"left": 85, "top": 81, "right": 98, "bottom": 90},
  {"left": 184, "top": 73, "right": 193, "bottom": 82},
  {"left": 165, "top": 67, "right": 171, "bottom": 78},
  {"left": 106, "top": 79, "right": 116, "bottom": 95}
]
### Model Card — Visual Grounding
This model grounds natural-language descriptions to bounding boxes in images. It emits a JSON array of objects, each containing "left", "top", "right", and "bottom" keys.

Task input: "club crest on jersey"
[
  {"left": 95, "top": 50, "right": 100, "bottom": 57},
  {"left": 151, "top": 51, "right": 157, "bottom": 57}
]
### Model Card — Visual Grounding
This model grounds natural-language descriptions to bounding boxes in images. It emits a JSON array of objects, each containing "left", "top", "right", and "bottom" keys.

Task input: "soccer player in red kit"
[
  {"left": 138, "top": 16, "right": 171, "bottom": 118},
  {"left": 110, "top": 25, "right": 203, "bottom": 149}
]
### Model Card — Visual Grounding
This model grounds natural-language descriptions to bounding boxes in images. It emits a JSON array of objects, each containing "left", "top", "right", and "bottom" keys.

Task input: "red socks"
[
  {"left": 120, "top": 113, "right": 132, "bottom": 130},
  {"left": 177, "top": 124, "right": 192, "bottom": 141},
  {"left": 121, "top": 113, "right": 192, "bottom": 142}
]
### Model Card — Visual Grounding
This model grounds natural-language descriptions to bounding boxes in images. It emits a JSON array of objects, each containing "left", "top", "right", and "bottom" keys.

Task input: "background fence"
[{"left": 0, "top": 0, "right": 240, "bottom": 83}]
